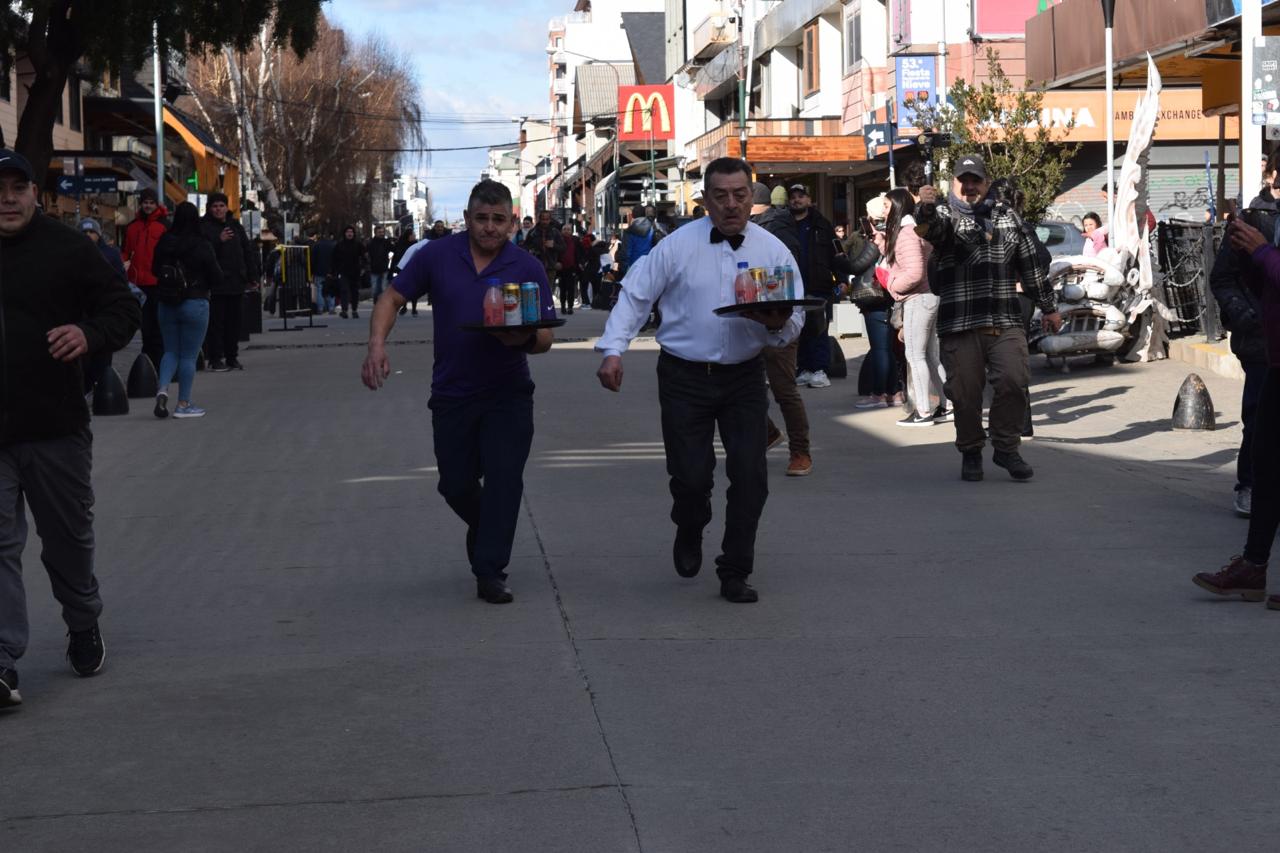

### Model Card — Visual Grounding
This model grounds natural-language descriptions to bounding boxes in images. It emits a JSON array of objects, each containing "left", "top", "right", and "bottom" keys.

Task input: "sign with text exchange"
[{"left": 618, "top": 85, "right": 676, "bottom": 142}]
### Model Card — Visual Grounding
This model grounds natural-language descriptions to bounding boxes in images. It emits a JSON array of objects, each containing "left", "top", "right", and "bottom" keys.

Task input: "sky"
[{"left": 325, "top": 0, "right": 567, "bottom": 221}]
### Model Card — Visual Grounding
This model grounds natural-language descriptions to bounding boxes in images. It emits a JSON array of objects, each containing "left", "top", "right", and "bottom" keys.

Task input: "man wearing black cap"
[
  {"left": 122, "top": 186, "right": 168, "bottom": 370},
  {"left": 785, "top": 182, "right": 848, "bottom": 389},
  {"left": 916, "top": 154, "right": 1061, "bottom": 482},
  {"left": 200, "top": 192, "right": 259, "bottom": 370},
  {"left": 0, "top": 150, "right": 141, "bottom": 707}
]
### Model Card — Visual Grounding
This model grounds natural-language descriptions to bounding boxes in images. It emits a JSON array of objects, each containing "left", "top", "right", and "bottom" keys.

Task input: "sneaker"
[
  {"left": 897, "top": 412, "right": 936, "bottom": 428},
  {"left": 226, "top": 358, "right": 244, "bottom": 370},
  {"left": 398, "top": 306, "right": 407, "bottom": 316},
  {"left": 339, "top": 311, "right": 349, "bottom": 319},
  {"left": 352, "top": 311, "right": 360, "bottom": 319},
  {"left": 932, "top": 405, "right": 954, "bottom": 423},
  {"left": 808, "top": 370, "right": 831, "bottom": 388},
  {"left": 207, "top": 359, "right": 229, "bottom": 372},
  {"left": 786, "top": 452, "right": 813, "bottom": 477},
  {"left": 67, "top": 623, "right": 105, "bottom": 676},
  {"left": 855, "top": 395, "right": 887, "bottom": 409},
  {"left": 766, "top": 421, "right": 785, "bottom": 450},
  {"left": 0, "top": 667, "right": 20, "bottom": 707},
  {"left": 1193, "top": 555, "right": 1267, "bottom": 602},
  {"left": 1234, "top": 487, "right": 1253, "bottom": 518},
  {"left": 153, "top": 392, "right": 168, "bottom": 419},
  {"left": 796, "top": 370, "right": 815, "bottom": 386},
  {"left": 172, "top": 404, "right": 207, "bottom": 419},
  {"left": 961, "top": 449, "right": 983, "bottom": 481},
  {"left": 992, "top": 449, "right": 1034, "bottom": 481}
]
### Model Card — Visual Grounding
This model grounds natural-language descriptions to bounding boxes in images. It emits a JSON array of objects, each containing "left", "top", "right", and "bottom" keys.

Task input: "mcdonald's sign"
[{"left": 617, "top": 85, "right": 675, "bottom": 142}]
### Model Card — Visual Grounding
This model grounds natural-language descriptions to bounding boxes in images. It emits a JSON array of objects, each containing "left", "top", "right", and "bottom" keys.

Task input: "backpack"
[{"left": 155, "top": 259, "right": 192, "bottom": 305}]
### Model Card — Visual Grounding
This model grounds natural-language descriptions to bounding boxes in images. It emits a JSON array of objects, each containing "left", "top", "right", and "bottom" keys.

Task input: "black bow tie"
[{"left": 710, "top": 228, "right": 745, "bottom": 250}]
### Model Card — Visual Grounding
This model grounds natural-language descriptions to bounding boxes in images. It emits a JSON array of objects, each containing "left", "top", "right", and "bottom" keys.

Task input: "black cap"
[
  {"left": 0, "top": 149, "right": 35, "bottom": 182},
  {"left": 788, "top": 183, "right": 810, "bottom": 195},
  {"left": 954, "top": 154, "right": 987, "bottom": 181}
]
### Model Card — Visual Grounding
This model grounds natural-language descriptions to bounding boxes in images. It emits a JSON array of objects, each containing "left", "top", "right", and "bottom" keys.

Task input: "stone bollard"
[
  {"left": 1171, "top": 373, "right": 1215, "bottom": 430},
  {"left": 125, "top": 352, "right": 158, "bottom": 398},
  {"left": 91, "top": 366, "right": 129, "bottom": 416}
]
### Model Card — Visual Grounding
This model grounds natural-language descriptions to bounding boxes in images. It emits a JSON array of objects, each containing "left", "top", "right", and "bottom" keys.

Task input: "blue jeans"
[
  {"left": 370, "top": 271, "right": 388, "bottom": 303},
  {"left": 157, "top": 298, "right": 210, "bottom": 402},
  {"left": 861, "top": 309, "right": 897, "bottom": 396}
]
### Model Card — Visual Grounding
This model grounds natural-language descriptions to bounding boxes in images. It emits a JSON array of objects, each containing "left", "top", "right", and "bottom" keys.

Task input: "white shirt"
[{"left": 596, "top": 217, "right": 805, "bottom": 363}]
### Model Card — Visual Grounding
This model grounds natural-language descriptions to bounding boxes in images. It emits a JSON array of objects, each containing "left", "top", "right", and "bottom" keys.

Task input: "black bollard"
[
  {"left": 1172, "top": 373, "right": 1215, "bottom": 430},
  {"left": 125, "top": 352, "right": 158, "bottom": 398},
  {"left": 91, "top": 366, "right": 129, "bottom": 416},
  {"left": 195, "top": 349, "right": 205, "bottom": 372},
  {"left": 826, "top": 335, "right": 848, "bottom": 379}
]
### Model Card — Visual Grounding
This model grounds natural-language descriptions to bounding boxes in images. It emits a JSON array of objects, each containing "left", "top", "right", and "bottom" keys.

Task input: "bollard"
[
  {"left": 1172, "top": 373, "right": 1215, "bottom": 430},
  {"left": 125, "top": 352, "right": 158, "bottom": 398},
  {"left": 195, "top": 349, "right": 205, "bottom": 372},
  {"left": 826, "top": 335, "right": 848, "bottom": 379},
  {"left": 91, "top": 366, "right": 129, "bottom": 416}
]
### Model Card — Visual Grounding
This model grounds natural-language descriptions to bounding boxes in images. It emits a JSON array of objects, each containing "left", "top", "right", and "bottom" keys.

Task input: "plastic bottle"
[
  {"left": 733, "top": 261, "right": 756, "bottom": 304},
  {"left": 482, "top": 277, "right": 504, "bottom": 326}
]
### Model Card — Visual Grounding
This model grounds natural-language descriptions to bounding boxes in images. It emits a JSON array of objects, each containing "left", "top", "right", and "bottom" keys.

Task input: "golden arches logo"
[{"left": 622, "top": 91, "right": 672, "bottom": 135}]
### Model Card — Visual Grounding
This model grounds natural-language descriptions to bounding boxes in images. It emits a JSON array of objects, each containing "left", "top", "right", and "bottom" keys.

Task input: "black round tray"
[
  {"left": 713, "top": 298, "right": 825, "bottom": 317},
  {"left": 461, "top": 318, "right": 567, "bottom": 332}
]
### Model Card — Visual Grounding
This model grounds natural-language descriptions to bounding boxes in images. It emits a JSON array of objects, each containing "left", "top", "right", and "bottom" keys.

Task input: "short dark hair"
[
  {"left": 703, "top": 157, "right": 753, "bottom": 186},
  {"left": 898, "top": 159, "right": 926, "bottom": 193},
  {"left": 139, "top": 187, "right": 158, "bottom": 203},
  {"left": 630, "top": 204, "right": 645, "bottom": 219},
  {"left": 1083, "top": 211, "right": 1102, "bottom": 227},
  {"left": 467, "top": 179, "right": 512, "bottom": 211},
  {"left": 207, "top": 191, "right": 229, "bottom": 206}
]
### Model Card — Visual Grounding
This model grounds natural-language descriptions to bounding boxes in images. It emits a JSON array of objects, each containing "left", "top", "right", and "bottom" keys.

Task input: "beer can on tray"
[
  {"left": 502, "top": 284, "right": 522, "bottom": 325},
  {"left": 520, "top": 282, "right": 540, "bottom": 324}
]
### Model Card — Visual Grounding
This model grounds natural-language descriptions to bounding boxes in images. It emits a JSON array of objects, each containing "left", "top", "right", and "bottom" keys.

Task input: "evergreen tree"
[{"left": 0, "top": 1, "right": 325, "bottom": 185}]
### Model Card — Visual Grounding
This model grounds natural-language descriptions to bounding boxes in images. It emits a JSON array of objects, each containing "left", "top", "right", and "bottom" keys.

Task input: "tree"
[
  {"left": 0, "top": 0, "right": 325, "bottom": 187},
  {"left": 909, "top": 49, "right": 1081, "bottom": 223},
  {"left": 184, "top": 17, "right": 426, "bottom": 228}
]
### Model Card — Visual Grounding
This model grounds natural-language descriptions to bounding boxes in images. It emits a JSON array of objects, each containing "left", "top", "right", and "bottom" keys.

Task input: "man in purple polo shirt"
[{"left": 362, "top": 180, "right": 555, "bottom": 604}]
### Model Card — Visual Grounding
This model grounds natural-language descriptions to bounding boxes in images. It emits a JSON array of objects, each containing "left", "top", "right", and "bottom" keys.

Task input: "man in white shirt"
[{"left": 595, "top": 157, "right": 804, "bottom": 603}]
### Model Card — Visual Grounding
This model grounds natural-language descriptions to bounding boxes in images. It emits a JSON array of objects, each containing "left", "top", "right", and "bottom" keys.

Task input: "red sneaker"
[{"left": 1193, "top": 555, "right": 1267, "bottom": 602}]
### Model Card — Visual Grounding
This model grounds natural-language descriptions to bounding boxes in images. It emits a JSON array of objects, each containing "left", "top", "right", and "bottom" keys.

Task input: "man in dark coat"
[
  {"left": 331, "top": 225, "right": 367, "bottom": 319},
  {"left": 200, "top": 191, "right": 259, "bottom": 370},
  {"left": 367, "top": 225, "right": 393, "bottom": 304},
  {"left": 524, "top": 210, "right": 564, "bottom": 283}
]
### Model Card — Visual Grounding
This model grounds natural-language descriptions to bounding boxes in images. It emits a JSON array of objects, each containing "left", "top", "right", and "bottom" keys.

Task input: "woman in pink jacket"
[{"left": 883, "top": 189, "right": 948, "bottom": 426}]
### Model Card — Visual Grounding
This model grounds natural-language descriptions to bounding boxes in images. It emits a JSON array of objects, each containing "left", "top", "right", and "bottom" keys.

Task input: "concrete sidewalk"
[{"left": 4, "top": 302, "right": 1277, "bottom": 852}]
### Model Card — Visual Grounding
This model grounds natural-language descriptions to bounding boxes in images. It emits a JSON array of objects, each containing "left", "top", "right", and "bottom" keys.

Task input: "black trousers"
[
  {"left": 430, "top": 381, "right": 535, "bottom": 580},
  {"left": 140, "top": 291, "right": 164, "bottom": 371},
  {"left": 558, "top": 269, "right": 577, "bottom": 312},
  {"left": 657, "top": 352, "right": 769, "bottom": 580},
  {"left": 1239, "top": 360, "right": 1268, "bottom": 489},
  {"left": 205, "top": 293, "right": 243, "bottom": 362},
  {"left": 339, "top": 275, "right": 361, "bottom": 314},
  {"left": 1244, "top": 368, "right": 1280, "bottom": 564}
]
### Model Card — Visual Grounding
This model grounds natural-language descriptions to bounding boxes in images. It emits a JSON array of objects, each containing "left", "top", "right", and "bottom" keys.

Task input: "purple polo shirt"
[{"left": 393, "top": 231, "right": 555, "bottom": 398}]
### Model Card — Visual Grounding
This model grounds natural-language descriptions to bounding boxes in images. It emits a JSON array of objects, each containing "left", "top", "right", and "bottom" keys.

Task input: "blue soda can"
[{"left": 521, "top": 282, "right": 541, "bottom": 324}]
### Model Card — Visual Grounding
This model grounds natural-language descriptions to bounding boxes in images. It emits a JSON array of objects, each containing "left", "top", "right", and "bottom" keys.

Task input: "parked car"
[{"left": 1034, "top": 220, "right": 1087, "bottom": 257}]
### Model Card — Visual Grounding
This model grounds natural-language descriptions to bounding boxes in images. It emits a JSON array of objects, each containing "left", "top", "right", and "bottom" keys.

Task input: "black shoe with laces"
[
  {"left": 673, "top": 527, "right": 703, "bottom": 578},
  {"left": 226, "top": 358, "right": 244, "bottom": 370},
  {"left": 897, "top": 412, "right": 936, "bottom": 428},
  {"left": 153, "top": 392, "right": 168, "bottom": 419},
  {"left": 476, "top": 578, "right": 513, "bottom": 604},
  {"left": 992, "top": 450, "right": 1034, "bottom": 481},
  {"left": 67, "top": 623, "right": 105, "bottom": 676},
  {"left": 0, "top": 667, "right": 20, "bottom": 707},
  {"left": 961, "top": 450, "right": 983, "bottom": 481},
  {"left": 208, "top": 359, "right": 229, "bottom": 372},
  {"left": 720, "top": 577, "right": 759, "bottom": 603}
]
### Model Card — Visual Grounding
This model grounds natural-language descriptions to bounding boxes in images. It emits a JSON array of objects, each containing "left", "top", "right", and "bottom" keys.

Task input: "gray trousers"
[{"left": 0, "top": 429, "right": 100, "bottom": 669}]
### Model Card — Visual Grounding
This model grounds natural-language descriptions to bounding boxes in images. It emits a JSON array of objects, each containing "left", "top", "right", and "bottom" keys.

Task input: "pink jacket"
[{"left": 886, "top": 215, "right": 933, "bottom": 300}]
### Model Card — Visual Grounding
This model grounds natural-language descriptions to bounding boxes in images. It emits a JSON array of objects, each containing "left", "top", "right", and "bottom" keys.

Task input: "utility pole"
[
  {"left": 1243, "top": 0, "right": 1263, "bottom": 201},
  {"left": 152, "top": 20, "right": 165, "bottom": 202}
]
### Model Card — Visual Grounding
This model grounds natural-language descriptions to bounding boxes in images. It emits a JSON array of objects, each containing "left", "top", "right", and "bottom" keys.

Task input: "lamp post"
[
  {"left": 1101, "top": 0, "right": 1115, "bottom": 227},
  {"left": 1243, "top": 0, "right": 1263, "bottom": 203},
  {"left": 551, "top": 48, "right": 625, "bottom": 234},
  {"left": 152, "top": 20, "right": 165, "bottom": 202}
]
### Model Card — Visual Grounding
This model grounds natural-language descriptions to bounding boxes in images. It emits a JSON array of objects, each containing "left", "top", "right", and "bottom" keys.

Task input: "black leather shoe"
[
  {"left": 673, "top": 528, "right": 702, "bottom": 578},
  {"left": 719, "top": 577, "right": 758, "bottom": 603},
  {"left": 961, "top": 450, "right": 983, "bottom": 482},
  {"left": 992, "top": 450, "right": 1034, "bottom": 481},
  {"left": 476, "top": 578, "right": 513, "bottom": 604}
]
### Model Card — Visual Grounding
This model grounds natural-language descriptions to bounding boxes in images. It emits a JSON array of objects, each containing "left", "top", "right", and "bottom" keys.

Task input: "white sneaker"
[
  {"left": 808, "top": 370, "right": 831, "bottom": 388},
  {"left": 795, "top": 370, "right": 814, "bottom": 387},
  {"left": 1235, "top": 487, "right": 1253, "bottom": 518}
]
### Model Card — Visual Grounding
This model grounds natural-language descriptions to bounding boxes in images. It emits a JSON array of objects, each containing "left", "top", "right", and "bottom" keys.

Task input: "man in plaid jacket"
[{"left": 915, "top": 154, "right": 1061, "bottom": 483}]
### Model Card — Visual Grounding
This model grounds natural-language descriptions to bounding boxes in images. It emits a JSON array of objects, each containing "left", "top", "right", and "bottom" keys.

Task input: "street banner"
[
  {"left": 895, "top": 55, "right": 936, "bottom": 132},
  {"left": 617, "top": 85, "right": 675, "bottom": 142},
  {"left": 973, "top": 0, "right": 1048, "bottom": 38}
]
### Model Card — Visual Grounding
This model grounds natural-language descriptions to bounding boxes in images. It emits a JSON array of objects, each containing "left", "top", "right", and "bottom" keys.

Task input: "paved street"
[{"left": 4, "top": 306, "right": 1279, "bottom": 852}]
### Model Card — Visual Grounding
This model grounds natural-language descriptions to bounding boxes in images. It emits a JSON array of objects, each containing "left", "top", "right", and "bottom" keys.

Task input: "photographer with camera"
[{"left": 915, "top": 154, "right": 1061, "bottom": 482}]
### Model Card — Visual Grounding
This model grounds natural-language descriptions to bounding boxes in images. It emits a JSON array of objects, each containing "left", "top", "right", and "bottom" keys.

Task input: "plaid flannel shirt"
[{"left": 919, "top": 202, "right": 1056, "bottom": 335}]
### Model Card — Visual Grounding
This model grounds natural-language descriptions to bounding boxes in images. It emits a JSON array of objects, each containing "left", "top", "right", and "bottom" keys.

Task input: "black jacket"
[
  {"left": 752, "top": 207, "right": 803, "bottom": 266},
  {"left": 332, "top": 237, "right": 366, "bottom": 279},
  {"left": 766, "top": 207, "right": 851, "bottom": 296},
  {"left": 200, "top": 213, "right": 259, "bottom": 295},
  {"left": 367, "top": 236, "right": 393, "bottom": 274},
  {"left": 1209, "top": 192, "right": 1273, "bottom": 365},
  {"left": 153, "top": 231, "right": 223, "bottom": 302},
  {"left": 1, "top": 214, "right": 141, "bottom": 445}
]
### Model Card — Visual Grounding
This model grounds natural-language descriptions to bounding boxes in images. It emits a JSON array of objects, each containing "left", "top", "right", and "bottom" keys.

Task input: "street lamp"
[{"left": 1102, "top": 0, "right": 1115, "bottom": 227}]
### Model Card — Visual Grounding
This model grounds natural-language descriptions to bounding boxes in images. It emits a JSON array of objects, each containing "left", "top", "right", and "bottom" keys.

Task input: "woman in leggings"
[
  {"left": 1194, "top": 215, "right": 1280, "bottom": 607},
  {"left": 882, "top": 189, "right": 948, "bottom": 426}
]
